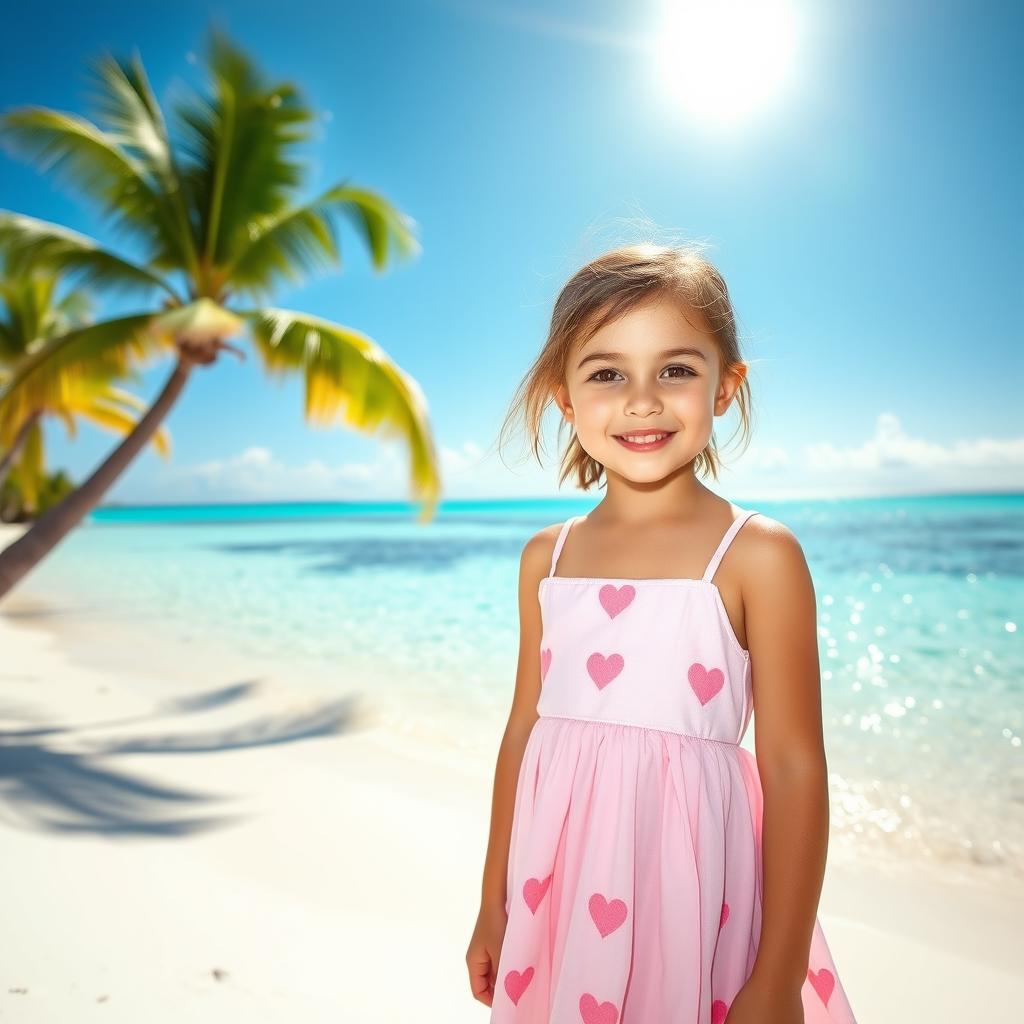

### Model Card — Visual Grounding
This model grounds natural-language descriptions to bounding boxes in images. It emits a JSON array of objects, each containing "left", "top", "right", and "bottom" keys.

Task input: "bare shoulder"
[
  {"left": 736, "top": 512, "right": 813, "bottom": 594},
  {"left": 520, "top": 521, "right": 565, "bottom": 581}
]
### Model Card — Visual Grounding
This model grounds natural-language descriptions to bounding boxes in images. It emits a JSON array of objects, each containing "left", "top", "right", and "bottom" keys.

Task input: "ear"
[
  {"left": 715, "top": 361, "right": 748, "bottom": 416},
  {"left": 554, "top": 384, "right": 574, "bottom": 423}
]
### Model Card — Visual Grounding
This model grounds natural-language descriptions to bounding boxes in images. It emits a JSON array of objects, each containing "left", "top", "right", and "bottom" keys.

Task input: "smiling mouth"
[{"left": 614, "top": 431, "right": 676, "bottom": 451}]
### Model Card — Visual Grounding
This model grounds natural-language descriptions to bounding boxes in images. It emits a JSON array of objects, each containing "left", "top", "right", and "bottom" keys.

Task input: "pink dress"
[{"left": 490, "top": 507, "right": 857, "bottom": 1024}]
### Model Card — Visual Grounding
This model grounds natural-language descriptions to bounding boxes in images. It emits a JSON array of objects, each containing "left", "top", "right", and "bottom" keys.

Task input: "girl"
[{"left": 466, "top": 243, "right": 857, "bottom": 1024}]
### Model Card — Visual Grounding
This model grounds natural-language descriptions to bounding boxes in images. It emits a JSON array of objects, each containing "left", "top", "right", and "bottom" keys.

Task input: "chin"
[{"left": 612, "top": 463, "right": 675, "bottom": 482}]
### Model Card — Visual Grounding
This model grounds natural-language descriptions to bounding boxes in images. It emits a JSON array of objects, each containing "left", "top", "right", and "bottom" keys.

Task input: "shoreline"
[{"left": 1, "top": 528, "right": 1022, "bottom": 1018}]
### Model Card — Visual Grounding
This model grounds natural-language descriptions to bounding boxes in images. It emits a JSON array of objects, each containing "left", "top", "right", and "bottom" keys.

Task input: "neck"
[{"left": 588, "top": 465, "right": 722, "bottom": 527}]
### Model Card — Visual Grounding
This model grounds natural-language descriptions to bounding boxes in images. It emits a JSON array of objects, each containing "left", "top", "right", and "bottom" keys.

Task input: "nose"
[{"left": 622, "top": 381, "right": 663, "bottom": 417}]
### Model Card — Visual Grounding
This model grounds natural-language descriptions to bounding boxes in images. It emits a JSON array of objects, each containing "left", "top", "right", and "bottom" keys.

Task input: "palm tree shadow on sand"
[{"left": 0, "top": 682, "right": 363, "bottom": 837}]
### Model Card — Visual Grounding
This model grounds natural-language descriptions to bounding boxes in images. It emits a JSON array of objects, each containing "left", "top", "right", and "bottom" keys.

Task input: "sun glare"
[{"left": 653, "top": 0, "right": 801, "bottom": 124}]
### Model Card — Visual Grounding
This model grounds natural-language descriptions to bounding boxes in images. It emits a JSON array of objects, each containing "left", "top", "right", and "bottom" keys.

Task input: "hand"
[
  {"left": 466, "top": 901, "right": 508, "bottom": 1007},
  {"left": 725, "top": 973, "right": 805, "bottom": 1024}
]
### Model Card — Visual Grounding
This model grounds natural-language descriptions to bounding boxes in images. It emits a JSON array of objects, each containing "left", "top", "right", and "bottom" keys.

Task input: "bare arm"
[
  {"left": 478, "top": 527, "right": 553, "bottom": 911},
  {"left": 744, "top": 520, "right": 830, "bottom": 993}
]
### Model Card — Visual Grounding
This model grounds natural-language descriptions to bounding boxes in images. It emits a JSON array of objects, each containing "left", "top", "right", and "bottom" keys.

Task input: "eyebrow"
[{"left": 576, "top": 346, "right": 708, "bottom": 370}]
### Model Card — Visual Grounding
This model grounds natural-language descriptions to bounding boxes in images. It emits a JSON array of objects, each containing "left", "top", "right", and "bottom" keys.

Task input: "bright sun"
[{"left": 652, "top": 0, "right": 802, "bottom": 124}]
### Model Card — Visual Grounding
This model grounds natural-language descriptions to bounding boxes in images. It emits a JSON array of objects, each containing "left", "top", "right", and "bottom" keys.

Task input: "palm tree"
[
  {"left": 1, "top": 467, "right": 77, "bottom": 524},
  {"left": 0, "top": 255, "right": 171, "bottom": 511},
  {"left": 0, "top": 29, "right": 440, "bottom": 599}
]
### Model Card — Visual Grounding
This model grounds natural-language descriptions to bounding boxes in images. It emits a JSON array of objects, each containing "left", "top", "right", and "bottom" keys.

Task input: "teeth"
[{"left": 621, "top": 433, "right": 668, "bottom": 443}]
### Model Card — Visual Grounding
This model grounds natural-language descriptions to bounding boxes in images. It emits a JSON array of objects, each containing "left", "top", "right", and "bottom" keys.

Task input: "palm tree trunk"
[
  {"left": 0, "top": 410, "right": 41, "bottom": 491},
  {"left": 0, "top": 359, "right": 193, "bottom": 600}
]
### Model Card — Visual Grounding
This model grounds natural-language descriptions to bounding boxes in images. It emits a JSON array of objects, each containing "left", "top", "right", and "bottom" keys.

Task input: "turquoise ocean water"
[{"left": 7, "top": 492, "right": 1022, "bottom": 886}]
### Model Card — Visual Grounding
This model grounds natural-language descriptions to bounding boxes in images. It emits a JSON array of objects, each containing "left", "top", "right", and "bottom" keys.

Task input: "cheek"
[
  {"left": 674, "top": 391, "right": 712, "bottom": 417},
  {"left": 576, "top": 392, "right": 620, "bottom": 426},
  {"left": 668, "top": 382, "right": 717, "bottom": 412}
]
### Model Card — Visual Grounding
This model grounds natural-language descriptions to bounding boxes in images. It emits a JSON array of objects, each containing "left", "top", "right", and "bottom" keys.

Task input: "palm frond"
[
  {"left": 241, "top": 307, "right": 441, "bottom": 517},
  {"left": 0, "top": 275, "right": 51, "bottom": 353},
  {"left": 7, "top": 415, "right": 44, "bottom": 511},
  {"left": 50, "top": 287, "right": 95, "bottom": 333},
  {"left": 0, "top": 322, "right": 13, "bottom": 361},
  {"left": 53, "top": 406, "right": 76, "bottom": 436},
  {"left": 0, "top": 212, "right": 181, "bottom": 300},
  {"left": 0, "top": 107, "right": 185, "bottom": 265},
  {"left": 174, "top": 28, "right": 314, "bottom": 270},
  {"left": 325, "top": 184, "right": 422, "bottom": 271},
  {"left": 85, "top": 51, "right": 201, "bottom": 277},
  {"left": 225, "top": 182, "right": 421, "bottom": 297},
  {"left": 0, "top": 313, "right": 172, "bottom": 432}
]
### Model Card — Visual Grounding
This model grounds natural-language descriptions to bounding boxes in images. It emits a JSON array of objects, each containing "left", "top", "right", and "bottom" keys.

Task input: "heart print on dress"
[
  {"left": 588, "top": 892, "right": 628, "bottom": 937},
  {"left": 598, "top": 584, "right": 635, "bottom": 619},
  {"left": 522, "top": 874, "right": 551, "bottom": 914},
  {"left": 687, "top": 661, "right": 725, "bottom": 705},
  {"left": 587, "top": 652, "right": 624, "bottom": 690},
  {"left": 579, "top": 992, "right": 619, "bottom": 1024},
  {"left": 808, "top": 968, "right": 836, "bottom": 1005},
  {"left": 503, "top": 966, "right": 534, "bottom": 1006}
]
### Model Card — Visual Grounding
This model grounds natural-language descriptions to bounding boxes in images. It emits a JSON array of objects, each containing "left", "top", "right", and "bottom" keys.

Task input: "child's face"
[{"left": 555, "top": 295, "right": 744, "bottom": 483}]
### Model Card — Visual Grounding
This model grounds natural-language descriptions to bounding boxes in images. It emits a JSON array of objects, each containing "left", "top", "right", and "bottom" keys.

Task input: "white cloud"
[
  {"left": 158, "top": 444, "right": 394, "bottom": 501},
  {"left": 440, "top": 440, "right": 486, "bottom": 474},
  {"left": 142, "top": 436, "right": 518, "bottom": 503},
  {"left": 804, "top": 413, "right": 1024, "bottom": 471},
  {"left": 726, "top": 413, "right": 1024, "bottom": 499},
  {"left": 736, "top": 443, "right": 791, "bottom": 469}
]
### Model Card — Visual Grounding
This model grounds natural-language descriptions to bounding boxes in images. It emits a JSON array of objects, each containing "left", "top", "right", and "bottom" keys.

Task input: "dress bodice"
[{"left": 536, "top": 507, "right": 760, "bottom": 744}]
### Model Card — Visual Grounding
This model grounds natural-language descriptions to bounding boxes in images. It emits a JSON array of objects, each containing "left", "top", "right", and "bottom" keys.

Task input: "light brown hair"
[{"left": 497, "top": 241, "right": 754, "bottom": 489}]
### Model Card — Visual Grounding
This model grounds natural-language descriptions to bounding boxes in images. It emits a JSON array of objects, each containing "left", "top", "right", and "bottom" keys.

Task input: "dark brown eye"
[{"left": 587, "top": 365, "right": 696, "bottom": 382}]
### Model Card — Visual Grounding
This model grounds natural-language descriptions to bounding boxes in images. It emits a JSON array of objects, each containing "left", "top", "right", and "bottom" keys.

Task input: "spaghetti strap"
[
  {"left": 549, "top": 515, "right": 583, "bottom": 578},
  {"left": 701, "top": 507, "right": 760, "bottom": 584}
]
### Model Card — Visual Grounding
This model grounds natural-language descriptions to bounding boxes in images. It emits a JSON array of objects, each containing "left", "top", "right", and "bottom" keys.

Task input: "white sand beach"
[{"left": 1, "top": 524, "right": 1022, "bottom": 1022}]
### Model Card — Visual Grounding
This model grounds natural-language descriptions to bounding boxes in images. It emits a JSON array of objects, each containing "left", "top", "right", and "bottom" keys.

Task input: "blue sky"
[{"left": 1, "top": 0, "right": 1021, "bottom": 506}]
